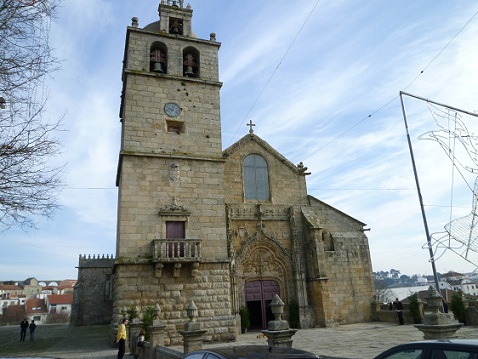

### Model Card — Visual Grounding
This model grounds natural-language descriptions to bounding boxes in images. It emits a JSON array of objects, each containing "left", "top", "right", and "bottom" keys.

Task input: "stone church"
[{"left": 71, "top": 1, "right": 375, "bottom": 345}]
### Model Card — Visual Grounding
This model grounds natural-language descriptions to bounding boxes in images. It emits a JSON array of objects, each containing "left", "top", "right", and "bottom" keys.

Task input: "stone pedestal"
[
  {"left": 414, "top": 286, "right": 463, "bottom": 339},
  {"left": 149, "top": 320, "right": 166, "bottom": 359},
  {"left": 261, "top": 294, "right": 298, "bottom": 348},
  {"left": 262, "top": 324, "right": 298, "bottom": 347},
  {"left": 415, "top": 321, "right": 463, "bottom": 339},
  {"left": 178, "top": 327, "right": 208, "bottom": 353},
  {"left": 178, "top": 300, "right": 208, "bottom": 354}
]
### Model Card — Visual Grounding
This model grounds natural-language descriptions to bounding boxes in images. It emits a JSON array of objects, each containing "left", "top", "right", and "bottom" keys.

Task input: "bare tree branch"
[{"left": 0, "top": 0, "right": 64, "bottom": 231}]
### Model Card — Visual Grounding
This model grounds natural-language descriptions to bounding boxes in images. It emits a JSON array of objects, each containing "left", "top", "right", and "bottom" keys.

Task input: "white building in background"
[
  {"left": 415, "top": 277, "right": 428, "bottom": 286},
  {"left": 390, "top": 286, "right": 430, "bottom": 301}
]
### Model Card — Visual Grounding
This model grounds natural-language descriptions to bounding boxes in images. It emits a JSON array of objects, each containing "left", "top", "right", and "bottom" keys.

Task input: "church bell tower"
[{"left": 114, "top": 1, "right": 234, "bottom": 344}]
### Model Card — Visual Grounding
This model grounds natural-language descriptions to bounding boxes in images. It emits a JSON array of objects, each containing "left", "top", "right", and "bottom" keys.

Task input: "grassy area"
[{"left": 0, "top": 324, "right": 111, "bottom": 357}]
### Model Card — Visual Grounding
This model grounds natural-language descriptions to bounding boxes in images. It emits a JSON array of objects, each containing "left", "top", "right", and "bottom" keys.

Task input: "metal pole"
[
  {"left": 399, "top": 91, "right": 441, "bottom": 292},
  {"left": 400, "top": 91, "right": 478, "bottom": 119}
]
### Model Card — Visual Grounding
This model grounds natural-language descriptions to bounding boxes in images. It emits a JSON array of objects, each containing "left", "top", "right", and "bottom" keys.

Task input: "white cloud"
[{"left": 3, "top": 1, "right": 478, "bottom": 280}]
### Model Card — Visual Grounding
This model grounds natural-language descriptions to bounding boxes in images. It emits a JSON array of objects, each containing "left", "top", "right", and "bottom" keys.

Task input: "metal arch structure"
[{"left": 399, "top": 91, "right": 478, "bottom": 292}]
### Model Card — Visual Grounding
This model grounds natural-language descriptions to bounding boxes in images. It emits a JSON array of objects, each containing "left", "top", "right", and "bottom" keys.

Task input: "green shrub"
[
  {"left": 450, "top": 292, "right": 466, "bottom": 324},
  {"left": 239, "top": 307, "right": 250, "bottom": 332},
  {"left": 127, "top": 306, "right": 138, "bottom": 321},
  {"left": 408, "top": 292, "right": 421, "bottom": 323},
  {"left": 142, "top": 306, "right": 156, "bottom": 340},
  {"left": 288, "top": 300, "right": 300, "bottom": 328}
]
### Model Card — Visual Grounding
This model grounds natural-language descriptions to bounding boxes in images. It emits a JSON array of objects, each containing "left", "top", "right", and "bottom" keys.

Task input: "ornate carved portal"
[{"left": 233, "top": 230, "right": 293, "bottom": 329}]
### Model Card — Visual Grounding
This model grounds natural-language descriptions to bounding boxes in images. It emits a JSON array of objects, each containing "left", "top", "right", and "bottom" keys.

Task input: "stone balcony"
[{"left": 152, "top": 238, "right": 202, "bottom": 277}]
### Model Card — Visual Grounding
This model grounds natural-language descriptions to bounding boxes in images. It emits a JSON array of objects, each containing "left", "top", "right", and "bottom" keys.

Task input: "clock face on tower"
[{"left": 164, "top": 102, "right": 181, "bottom": 117}]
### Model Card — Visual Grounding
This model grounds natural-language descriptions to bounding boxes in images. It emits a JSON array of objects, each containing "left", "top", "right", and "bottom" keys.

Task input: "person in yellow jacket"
[{"left": 116, "top": 318, "right": 129, "bottom": 359}]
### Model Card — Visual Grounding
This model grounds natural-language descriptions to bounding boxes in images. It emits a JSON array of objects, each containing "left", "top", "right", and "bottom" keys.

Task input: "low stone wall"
[
  {"left": 374, "top": 300, "right": 478, "bottom": 325},
  {"left": 373, "top": 302, "right": 423, "bottom": 325}
]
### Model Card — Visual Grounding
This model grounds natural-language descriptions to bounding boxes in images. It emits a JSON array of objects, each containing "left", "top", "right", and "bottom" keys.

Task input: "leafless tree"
[
  {"left": 1, "top": 304, "right": 25, "bottom": 324},
  {"left": 46, "top": 311, "right": 70, "bottom": 323},
  {"left": 0, "top": 0, "right": 64, "bottom": 230},
  {"left": 375, "top": 281, "right": 395, "bottom": 304}
]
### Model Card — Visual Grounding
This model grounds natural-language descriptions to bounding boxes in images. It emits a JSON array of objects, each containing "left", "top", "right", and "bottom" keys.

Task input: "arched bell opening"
[
  {"left": 150, "top": 42, "right": 168, "bottom": 74},
  {"left": 168, "top": 17, "right": 183, "bottom": 35},
  {"left": 183, "top": 47, "right": 199, "bottom": 78}
]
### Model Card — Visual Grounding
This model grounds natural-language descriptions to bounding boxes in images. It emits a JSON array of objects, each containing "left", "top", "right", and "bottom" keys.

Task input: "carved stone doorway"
[{"left": 245, "top": 280, "right": 280, "bottom": 330}]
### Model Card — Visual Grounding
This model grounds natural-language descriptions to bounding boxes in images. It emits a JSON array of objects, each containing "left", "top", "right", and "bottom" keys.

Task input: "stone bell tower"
[{"left": 114, "top": 1, "right": 235, "bottom": 344}]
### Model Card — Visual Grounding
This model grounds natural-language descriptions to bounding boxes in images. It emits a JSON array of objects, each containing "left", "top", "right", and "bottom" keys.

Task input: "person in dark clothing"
[
  {"left": 29, "top": 320, "right": 37, "bottom": 341},
  {"left": 20, "top": 318, "right": 29, "bottom": 341},
  {"left": 393, "top": 298, "right": 404, "bottom": 325}
]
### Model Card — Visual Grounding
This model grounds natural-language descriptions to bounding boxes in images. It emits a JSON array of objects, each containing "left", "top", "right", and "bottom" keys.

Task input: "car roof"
[
  {"left": 188, "top": 345, "right": 319, "bottom": 359},
  {"left": 373, "top": 339, "right": 478, "bottom": 359},
  {"left": 401, "top": 339, "right": 478, "bottom": 347}
]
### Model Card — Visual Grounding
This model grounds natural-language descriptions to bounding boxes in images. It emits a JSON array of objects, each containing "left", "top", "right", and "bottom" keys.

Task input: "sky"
[{"left": 1, "top": 0, "right": 478, "bottom": 281}]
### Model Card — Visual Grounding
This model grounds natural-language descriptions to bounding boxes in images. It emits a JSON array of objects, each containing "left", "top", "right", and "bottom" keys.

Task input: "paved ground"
[
  {"left": 3, "top": 322, "right": 478, "bottom": 359},
  {"left": 199, "top": 323, "right": 478, "bottom": 358}
]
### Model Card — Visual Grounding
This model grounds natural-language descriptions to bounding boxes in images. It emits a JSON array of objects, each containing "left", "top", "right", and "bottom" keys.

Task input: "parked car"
[
  {"left": 373, "top": 339, "right": 478, "bottom": 359},
  {"left": 183, "top": 345, "right": 319, "bottom": 359}
]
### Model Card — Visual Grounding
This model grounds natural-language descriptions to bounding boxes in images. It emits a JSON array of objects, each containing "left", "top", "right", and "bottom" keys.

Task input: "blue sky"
[{"left": 2, "top": 1, "right": 478, "bottom": 281}]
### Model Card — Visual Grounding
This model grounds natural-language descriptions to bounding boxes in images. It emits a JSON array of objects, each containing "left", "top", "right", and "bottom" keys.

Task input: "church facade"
[{"left": 72, "top": 1, "right": 375, "bottom": 345}]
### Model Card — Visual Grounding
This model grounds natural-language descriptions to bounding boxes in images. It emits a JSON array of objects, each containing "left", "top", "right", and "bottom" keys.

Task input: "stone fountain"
[{"left": 414, "top": 286, "right": 463, "bottom": 339}]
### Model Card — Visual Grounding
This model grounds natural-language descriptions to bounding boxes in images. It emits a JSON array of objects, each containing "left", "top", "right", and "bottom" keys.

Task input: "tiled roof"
[
  {"left": 47, "top": 294, "right": 73, "bottom": 305},
  {"left": 0, "top": 285, "right": 22, "bottom": 291},
  {"left": 25, "top": 298, "right": 47, "bottom": 314},
  {"left": 59, "top": 280, "right": 77, "bottom": 287}
]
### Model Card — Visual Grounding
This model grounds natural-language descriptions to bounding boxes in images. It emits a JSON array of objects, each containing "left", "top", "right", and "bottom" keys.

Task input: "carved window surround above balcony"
[{"left": 158, "top": 197, "right": 191, "bottom": 216}]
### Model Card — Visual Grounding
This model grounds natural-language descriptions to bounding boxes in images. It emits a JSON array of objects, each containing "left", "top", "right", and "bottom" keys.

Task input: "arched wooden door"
[{"left": 245, "top": 280, "right": 280, "bottom": 330}]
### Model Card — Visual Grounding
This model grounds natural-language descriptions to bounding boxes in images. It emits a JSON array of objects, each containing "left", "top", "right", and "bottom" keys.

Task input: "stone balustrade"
[{"left": 152, "top": 238, "right": 202, "bottom": 262}]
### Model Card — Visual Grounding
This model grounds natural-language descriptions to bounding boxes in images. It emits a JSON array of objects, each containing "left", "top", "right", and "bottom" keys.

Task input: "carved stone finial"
[
  {"left": 186, "top": 300, "right": 198, "bottom": 322},
  {"left": 131, "top": 17, "right": 138, "bottom": 27},
  {"left": 270, "top": 294, "right": 285, "bottom": 321},
  {"left": 153, "top": 303, "right": 161, "bottom": 319}
]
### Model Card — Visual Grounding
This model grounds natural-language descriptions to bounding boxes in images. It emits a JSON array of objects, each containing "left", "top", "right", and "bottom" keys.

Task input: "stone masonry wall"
[
  {"left": 113, "top": 261, "right": 235, "bottom": 345},
  {"left": 322, "top": 233, "right": 375, "bottom": 324},
  {"left": 223, "top": 136, "right": 308, "bottom": 206},
  {"left": 71, "top": 255, "right": 115, "bottom": 326},
  {"left": 125, "top": 29, "right": 220, "bottom": 81},
  {"left": 121, "top": 75, "right": 222, "bottom": 158},
  {"left": 117, "top": 156, "right": 227, "bottom": 260}
]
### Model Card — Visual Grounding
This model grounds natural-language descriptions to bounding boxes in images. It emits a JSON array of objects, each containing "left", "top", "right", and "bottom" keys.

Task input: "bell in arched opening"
[
  {"left": 183, "top": 53, "right": 197, "bottom": 77},
  {"left": 150, "top": 48, "right": 166, "bottom": 74}
]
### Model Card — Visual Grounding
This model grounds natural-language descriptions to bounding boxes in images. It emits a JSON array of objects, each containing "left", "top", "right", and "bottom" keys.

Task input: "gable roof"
[
  {"left": 223, "top": 133, "right": 303, "bottom": 175},
  {"left": 59, "top": 279, "right": 77, "bottom": 288},
  {"left": 0, "top": 285, "right": 22, "bottom": 291},
  {"left": 47, "top": 294, "right": 73, "bottom": 305},
  {"left": 306, "top": 195, "right": 367, "bottom": 227},
  {"left": 441, "top": 271, "right": 465, "bottom": 278},
  {"left": 25, "top": 299, "right": 47, "bottom": 315},
  {"left": 22, "top": 277, "right": 40, "bottom": 287}
]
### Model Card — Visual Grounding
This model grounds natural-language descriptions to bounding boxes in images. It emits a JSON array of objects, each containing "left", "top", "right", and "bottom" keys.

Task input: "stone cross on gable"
[{"left": 247, "top": 120, "right": 255, "bottom": 134}]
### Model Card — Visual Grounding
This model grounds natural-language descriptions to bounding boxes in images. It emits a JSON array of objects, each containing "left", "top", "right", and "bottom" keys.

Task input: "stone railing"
[{"left": 152, "top": 238, "right": 202, "bottom": 263}]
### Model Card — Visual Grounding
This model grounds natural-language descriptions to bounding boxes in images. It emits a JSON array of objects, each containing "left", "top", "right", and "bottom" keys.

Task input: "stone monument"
[{"left": 415, "top": 286, "right": 463, "bottom": 339}]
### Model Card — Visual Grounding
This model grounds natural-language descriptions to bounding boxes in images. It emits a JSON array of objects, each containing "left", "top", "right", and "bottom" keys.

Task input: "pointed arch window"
[{"left": 243, "top": 154, "right": 270, "bottom": 201}]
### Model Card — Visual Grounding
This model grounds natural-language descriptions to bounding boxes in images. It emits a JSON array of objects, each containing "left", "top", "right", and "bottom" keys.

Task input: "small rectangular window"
[{"left": 166, "top": 120, "right": 184, "bottom": 133}]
